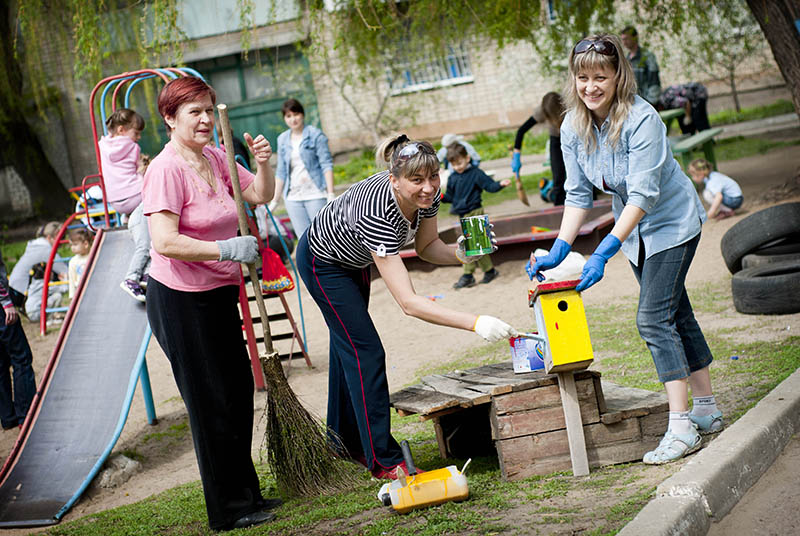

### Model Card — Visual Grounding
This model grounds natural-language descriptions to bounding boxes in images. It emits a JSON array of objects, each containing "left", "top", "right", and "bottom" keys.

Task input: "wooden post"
[{"left": 557, "top": 371, "right": 590, "bottom": 476}]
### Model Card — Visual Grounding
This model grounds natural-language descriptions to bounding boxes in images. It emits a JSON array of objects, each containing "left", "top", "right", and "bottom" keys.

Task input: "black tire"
[
  {"left": 751, "top": 234, "right": 800, "bottom": 256},
  {"left": 720, "top": 202, "right": 800, "bottom": 273},
  {"left": 731, "top": 260, "right": 800, "bottom": 315},
  {"left": 741, "top": 250, "right": 800, "bottom": 269}
]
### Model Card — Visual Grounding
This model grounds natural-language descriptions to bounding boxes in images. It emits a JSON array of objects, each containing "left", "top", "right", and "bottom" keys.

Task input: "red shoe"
[{"left": 371, "top": 461, "right": 425, "bottom": 480}]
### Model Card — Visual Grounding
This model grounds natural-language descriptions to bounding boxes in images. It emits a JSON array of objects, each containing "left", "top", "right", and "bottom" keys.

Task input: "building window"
[{"left": 387, "top": 43, "right": 473, "bottom": 95}]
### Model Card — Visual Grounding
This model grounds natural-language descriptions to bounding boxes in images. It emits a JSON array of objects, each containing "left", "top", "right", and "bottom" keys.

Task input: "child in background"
[
  {"left": 688, "top": 158, "right": 743, "bottom": 219},
  {"left": 24, "top": 262, "right": 66, "bottom": 322},
  {"left": 98, "top": 108, "right": 150, "bottom": 302},
  {"left": 67, "top": 228, "right": 93, "bottom": 298},
  {"left": 436, "top": 133, "right": 481, "bottom": 171},
  {"left": 8, "top": 222, "right": 68, "bottom": 309},
  {"left": 442, "top": 143, "right": 510, "bottom": 289}
]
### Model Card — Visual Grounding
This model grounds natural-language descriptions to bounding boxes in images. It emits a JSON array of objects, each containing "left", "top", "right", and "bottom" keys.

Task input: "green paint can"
[{"left": 460, "top": 215, "right": 493, "bottom": 256}]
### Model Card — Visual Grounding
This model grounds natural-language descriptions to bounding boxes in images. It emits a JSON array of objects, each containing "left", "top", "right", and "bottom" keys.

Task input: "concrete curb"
[{"left": 618, "top": 368, "right": 800, "bottom": 535}]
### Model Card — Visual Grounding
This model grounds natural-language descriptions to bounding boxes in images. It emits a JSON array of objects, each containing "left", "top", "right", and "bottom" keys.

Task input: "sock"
[
  {"left": 691, "top": 395, "right": 718, "bottom": 417},
  {"left": 668, "top": 411, "right": 693, "bottom": 435}
]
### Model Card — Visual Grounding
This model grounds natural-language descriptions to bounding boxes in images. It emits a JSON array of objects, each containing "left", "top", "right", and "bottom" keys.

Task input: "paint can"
[{"left": 459, "top": 215, "right": 493, "bottom": 256}]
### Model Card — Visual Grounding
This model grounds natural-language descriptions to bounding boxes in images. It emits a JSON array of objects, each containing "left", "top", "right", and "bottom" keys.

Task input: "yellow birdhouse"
[{"left": 529, "top": 280, "right": 593, "bottom": 373}]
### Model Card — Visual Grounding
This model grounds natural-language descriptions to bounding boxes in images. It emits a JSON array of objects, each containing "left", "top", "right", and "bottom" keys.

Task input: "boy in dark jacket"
[{"left": 442, "top": 143, "right": 510, "bottom": 288}]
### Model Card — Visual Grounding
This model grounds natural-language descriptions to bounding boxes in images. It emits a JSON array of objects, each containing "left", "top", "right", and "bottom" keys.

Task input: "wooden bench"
[
  {"left": 390, "top": 363, "right": 668, "bottom": 480},
  {"left": 671, "top": 126, "right": 724, "bottom": 171}
]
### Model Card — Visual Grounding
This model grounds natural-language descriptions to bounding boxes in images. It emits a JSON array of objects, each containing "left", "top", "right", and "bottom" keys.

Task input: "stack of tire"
[{"left": 721, "top": 202, "right": 800, "bottom": 315}]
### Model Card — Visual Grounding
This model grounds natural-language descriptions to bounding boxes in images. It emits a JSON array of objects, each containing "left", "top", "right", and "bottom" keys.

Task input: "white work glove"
[
  {"left": 268, "top": 200, "right": 278, "bottom": 212},
  {"left": 217, "top": 236, "right": 259, "bottom": 263},
  {"left": 326, "top": 192, "right": 336, "bottom": 203},
  {"left": 455, "top": 228, "right": 498, "bottom": 264},
  {"left": 473, "top": 315, "right": 518, "bottom": 343}
]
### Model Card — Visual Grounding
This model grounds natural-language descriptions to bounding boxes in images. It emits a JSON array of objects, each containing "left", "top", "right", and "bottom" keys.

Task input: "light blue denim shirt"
[
  {"left": 561, "top": 96, "right": 706, "bottom": 265},
  {"left": 275, "top": 124, "right": 334, "bottom": 198}
]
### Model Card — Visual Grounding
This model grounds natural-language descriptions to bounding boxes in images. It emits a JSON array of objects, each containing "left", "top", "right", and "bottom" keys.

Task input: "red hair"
[{"left": 157, "top": 77, "right": 216, "bottom": 121}]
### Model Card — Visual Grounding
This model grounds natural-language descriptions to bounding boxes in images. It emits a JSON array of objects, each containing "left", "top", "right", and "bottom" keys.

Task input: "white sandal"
[{"left": 643, "top": 430, "right": 702, "bottom": 465}]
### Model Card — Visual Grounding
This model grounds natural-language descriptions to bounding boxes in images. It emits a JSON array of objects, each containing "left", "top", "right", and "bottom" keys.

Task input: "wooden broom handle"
[{"left": 217, "top": 104, "right": 275, "bottom": 354}]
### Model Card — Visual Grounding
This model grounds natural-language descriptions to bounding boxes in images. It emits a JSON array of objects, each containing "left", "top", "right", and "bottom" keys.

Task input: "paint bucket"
[
  {"left": 509, "top": 335, "right": 545, "bottom": 374},
  {"left": 459, "top": 215, "right": 493, "bottom": 256}
]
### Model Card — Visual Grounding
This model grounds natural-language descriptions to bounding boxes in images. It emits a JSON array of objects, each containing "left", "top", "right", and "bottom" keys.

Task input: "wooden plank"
[
  {"left": 672, "top": 127, "right": 724, "bottom": 152},
  {"left": 420, "top": 375, "right": 494, "bottom": 406},
  {"left": 389, "top": 385, "right": 467, "bottom": 415},
  {"left": 490, "top": 401, "right": 600, "bottom": 440},
  {"left": 499, "top": 434, "right": 660, "bottom": 481},
  {"left": 639, "top": 410, "right": 670, "bottom": 438},
  {"left": 558, "top": 371, "right": 589, "bottom": 476},
  {"left": 492, "top": 378, "right": 597, "bottom": 416},
  {"left": 600, "top": 381, "right": 668, "bottom": 424},
  {"left": 432, "top": 417, "right": 448, "bottom": 459},
  {"left": 593, "top": 375, "right": 607, "bottom": 414},
  {"left": 497, "top": 419, "right": 641, "bottom": 464}
]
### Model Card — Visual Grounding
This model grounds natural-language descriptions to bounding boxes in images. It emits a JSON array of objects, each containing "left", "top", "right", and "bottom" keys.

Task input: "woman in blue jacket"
[
  {"left": 530, "top": 34, "right": 722, "bottom": 465},
  {"left": 268, "top": 99, "right": 335, "bottom": 239}
]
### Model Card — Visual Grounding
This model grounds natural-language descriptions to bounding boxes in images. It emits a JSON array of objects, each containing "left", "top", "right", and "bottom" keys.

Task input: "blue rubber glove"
[
  {"left": 525, "top": 238, "right": 571, "bottom": 281},
  {"left": 575, "top": 234, "right": 622, "bottom": 292},
  {"left": 511, "top": 151, "right": 521, "bottom": 173}
]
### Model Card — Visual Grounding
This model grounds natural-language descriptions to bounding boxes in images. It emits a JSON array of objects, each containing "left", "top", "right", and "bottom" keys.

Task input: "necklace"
[{"left": 172, "top": 142, "right": 217, "bottom": 193}]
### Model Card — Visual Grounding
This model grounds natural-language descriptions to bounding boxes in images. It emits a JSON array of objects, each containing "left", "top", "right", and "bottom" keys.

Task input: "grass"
[
  {"left": 708, "top": 99, "right": 795, "bottom": 126},
  {"left": 37, "top": 271, "right": 800, "bottom": 535}
]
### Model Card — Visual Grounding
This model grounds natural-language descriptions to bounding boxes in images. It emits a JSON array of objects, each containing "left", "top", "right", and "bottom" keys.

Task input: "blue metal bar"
[
  {"left": 138, "top": 325, "right": 157, "bottom": 425},
  {"left": 55, "top": 325, "right": 154, "bottom": 520},
  {"left": 124, "top": 74, "right": 157, "bottom": 107}
]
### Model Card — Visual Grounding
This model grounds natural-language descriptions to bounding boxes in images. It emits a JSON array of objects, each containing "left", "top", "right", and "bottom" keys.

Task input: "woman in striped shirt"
[{"left": 297, "top": 134, "right": 517, "bottom": 480}]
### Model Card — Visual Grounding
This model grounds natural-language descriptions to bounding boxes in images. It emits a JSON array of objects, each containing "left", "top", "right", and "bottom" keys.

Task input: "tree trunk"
[
  {"left": 729, "top": 71, "right": 741, "bottom": 112},
  {"left": 0, "top": 2, "right": 71, "bottom": 220},
  {"left": 746, "top": 0, "right": 800, "bottom": 120}
]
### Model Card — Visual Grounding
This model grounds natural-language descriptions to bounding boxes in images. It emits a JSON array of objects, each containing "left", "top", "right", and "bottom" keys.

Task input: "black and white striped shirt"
[{"left": 307, "top": 171, "right": 440, "bottom": 269}]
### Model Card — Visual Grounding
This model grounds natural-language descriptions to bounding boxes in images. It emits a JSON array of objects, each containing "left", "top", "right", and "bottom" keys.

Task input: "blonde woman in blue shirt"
[{"left": 529, "top": 34, "right": 722, "bottom": 464}]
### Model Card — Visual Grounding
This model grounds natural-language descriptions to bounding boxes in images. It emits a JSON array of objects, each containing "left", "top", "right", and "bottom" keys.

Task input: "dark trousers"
[
  {"left": 0, "top": 308, "right": 35, "bottom": 429},
  {"left": 296, "top": 235, "right": 404, "bottom": 472},
  {"left": 549, "top": 135, "right": 567, "bottom": 206},
  {"left": 146, "top": 278, "right": 262, "bottom": 530},
  {"left": 678, "top": 99, "right": 711, "bottom": 135}
]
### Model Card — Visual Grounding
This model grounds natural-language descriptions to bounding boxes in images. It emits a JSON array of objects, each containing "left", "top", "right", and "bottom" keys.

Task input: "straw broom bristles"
[
  {"left": 260, "top": 352, "right": 361, "bottom": 496},
  {"left": 217, "top": 103, "right": 359, "bottom": 497}
]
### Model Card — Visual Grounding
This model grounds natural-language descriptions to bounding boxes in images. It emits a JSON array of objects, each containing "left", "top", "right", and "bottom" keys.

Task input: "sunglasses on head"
[
  {"left": 395, "top": 142, "right": 435, "bottom": 161},
  {"left": 573, "top": 38, "right": 617, "bottom": 57}
]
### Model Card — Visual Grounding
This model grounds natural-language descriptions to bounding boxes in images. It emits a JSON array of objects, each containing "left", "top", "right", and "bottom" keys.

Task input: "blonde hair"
[
  {"left": 689, "top": 158, "right": 712, "bottom": 175},
  {"left": 375, "top": 134, "right": 439, "bottom": 179},
  {"left": 36, "top": 221, "right": 61, "bottom": 239},
  {"left": 564, "top": 34, "right": 636, "bottom": 153}
]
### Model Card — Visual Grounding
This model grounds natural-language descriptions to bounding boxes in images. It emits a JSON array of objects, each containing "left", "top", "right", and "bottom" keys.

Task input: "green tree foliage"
[{"left": 678, "top": 0, "right": 771, "bottom": 112}]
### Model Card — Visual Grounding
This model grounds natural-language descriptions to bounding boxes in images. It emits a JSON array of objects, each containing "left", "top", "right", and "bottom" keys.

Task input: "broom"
[{"left": 217, "top": 104, "right": 358, "bottom": 496}]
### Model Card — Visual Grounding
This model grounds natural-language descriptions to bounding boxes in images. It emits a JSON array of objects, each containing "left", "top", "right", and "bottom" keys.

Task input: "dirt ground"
[{"left": 1, "top": 135, "right": 799, "bottom": 534}]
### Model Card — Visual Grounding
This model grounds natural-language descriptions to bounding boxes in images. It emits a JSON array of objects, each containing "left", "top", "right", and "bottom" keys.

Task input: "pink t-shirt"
[
  {"left": 99, "top": 135, "right": 143, "bottom": 214},
  {"left": 142, "top": 144, "right": 255, "bottom": 292}
]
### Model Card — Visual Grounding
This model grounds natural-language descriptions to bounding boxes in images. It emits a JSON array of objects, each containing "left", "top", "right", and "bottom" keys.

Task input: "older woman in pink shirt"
[{"left": 142, "top": 77, "right": 277, "bottom": 532}]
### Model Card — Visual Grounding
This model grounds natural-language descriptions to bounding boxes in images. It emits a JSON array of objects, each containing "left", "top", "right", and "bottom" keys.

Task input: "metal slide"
[{"left": 0, "top": 228, "right": 156, "bottom": 527}]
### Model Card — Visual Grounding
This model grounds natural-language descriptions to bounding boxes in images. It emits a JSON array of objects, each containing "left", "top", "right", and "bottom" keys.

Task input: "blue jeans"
[
  {"left": 285, "top": 197, "right": 327, "bottom": 241},
  {"left": 630, "top": 234, "right": 712, "bottom": 383},
  {"left": 0, "top": 310, "right": 36, "bottom": 429}
]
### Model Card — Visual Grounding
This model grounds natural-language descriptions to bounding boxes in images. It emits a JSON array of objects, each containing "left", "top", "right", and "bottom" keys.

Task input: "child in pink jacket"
[{"left": 98, "top": 108, "right": 150, "bottom": 302}]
